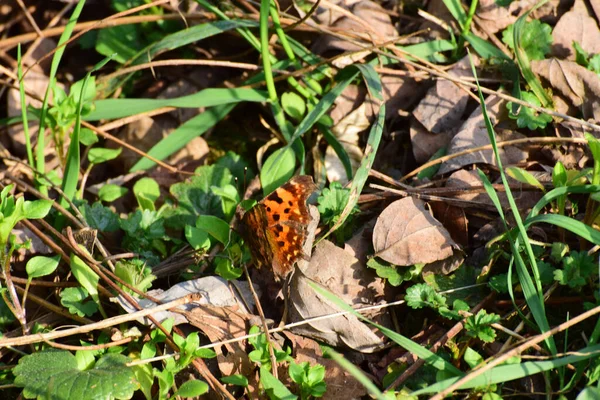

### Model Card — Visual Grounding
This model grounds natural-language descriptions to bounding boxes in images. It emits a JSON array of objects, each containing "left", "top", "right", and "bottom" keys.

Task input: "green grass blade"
[
  {"left": 323, "top": 347, "right": 386, "bottom": 399},
  {"left": 35, "top": 0, "right": 86, "bottom": 195},
  {"left": 321, "top": 125, "right": 353, "bottom": 181},
  {"left": 98, "top": 19, "right": 258, "bottom": 95},
  {"left": 440, "top": 0, "right": 467, "bottom": 29},
  {"left": 325, "top": 64, "right": 385, "bottom": 235},
  {"left": 17, "top": 45, "right": 34, "bottom": 168},
  {"left": 528, "top": 185, "right": 600, "bottom": 218},
  {"left": 129, "top": 104, "right": 235, "bottom": 172},
  {"left": 412, "top": 343, "right": 600, "bottom": 395},
  {"left": 308, "top": 281, "right": 463, "bottom": 376},
  {"left": 86, "top": 88, "right": 268, "bottom": 121},
  {"left": 525, "top": 214, "right": 600, "bottom": 245},
  {"left": 468, "top": 53, "right": 556, "bottom": 354},
  {"left": 512, "top": 1, "right": 553, "bottom": 108},
  {"left": 62, "top": 56, "right": 114, "bottom": 208}
]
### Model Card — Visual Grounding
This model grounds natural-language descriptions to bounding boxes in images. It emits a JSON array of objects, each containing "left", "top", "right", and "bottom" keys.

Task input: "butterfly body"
[{"left": 240, "top": 175, "right": 317, "bottom": 280}]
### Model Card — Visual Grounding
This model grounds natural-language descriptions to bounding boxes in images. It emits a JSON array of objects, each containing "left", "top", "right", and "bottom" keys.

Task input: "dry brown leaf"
[
  {"left": 289, "top": 240, "right": 387, "bottom": 352},
  {"left": 410, "top": 118, "right": 453, "bottom": 164},
  {"left": 372, "top": 197, "right": 461, "bottom": 268},
  {"left": 311, "top": 0, "right": 397, "bottom": 54},
  {"left": 185, "top": 305, "right": 254, "bottom": 377},
  {"left": 412, "top": 57, "right": 473, "bottom": 133},
  {"left": 429, "top": 201, "right": 468, "bottom": 248},
  {"left": 381, "top": 74, "right": 425, "bottom": 119},
  {"left": 437, "top": 96, "right": 525, "bottom": 176},
  {"left": 532, "top": 58, "right": 600, "bottom": 121},
  {"left": 325, "top": 102, "right": 372, "bottom": 183},
  {"left": 285, "top": 332, "right": 368, "bottom": 399},
  {"left": 476, "top": 0, "right": 552, "bottom": 34},
  {"left": 551, "top": 0, "right": 600, "bottom": 60}
]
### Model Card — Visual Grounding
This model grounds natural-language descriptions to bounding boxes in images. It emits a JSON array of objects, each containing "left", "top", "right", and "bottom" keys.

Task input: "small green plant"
[
  {"left": 248, "top": 325, "right": 293, "bottom": 371},
  {"left": 317, "top": 181, "right": 359, "bottom": 242},
  {"left": 573, "top": 42, "right": 600, "bottom": 76},
  {"left": 289, "top": 361, "right": 327, "bottom": 399},
  {"left": 502, "top": 20, "right": 552, "bottom": 61},
  {"left": 464, "top": 310, "right": 501, "bottom": 343},
  {"left": 366, "top": 257, "right": 424, "bottom": 287},
  {"left": 553, "top": 250, "right": 596, "bottom": 290},
  {"left": 506, "top": 91, "right": 553, "bottom": 130}
]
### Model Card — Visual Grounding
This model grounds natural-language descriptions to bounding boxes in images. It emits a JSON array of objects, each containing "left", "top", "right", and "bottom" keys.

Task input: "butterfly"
[{"left": 239, "top": 175, "right": 317, "bottom": 281}]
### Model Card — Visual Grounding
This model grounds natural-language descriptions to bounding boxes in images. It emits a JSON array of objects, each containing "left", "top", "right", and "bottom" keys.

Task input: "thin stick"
[{"left": 0, "top": 294, "right": 199, "bottom": 348}]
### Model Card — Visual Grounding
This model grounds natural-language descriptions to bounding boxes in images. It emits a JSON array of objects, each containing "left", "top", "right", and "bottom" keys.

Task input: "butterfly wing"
[
  {"left": 242, "top": 175, "right": 317, "bottom": 280},
  {"left": 261, "top": 176, "right": 317, "bottom": 278}
]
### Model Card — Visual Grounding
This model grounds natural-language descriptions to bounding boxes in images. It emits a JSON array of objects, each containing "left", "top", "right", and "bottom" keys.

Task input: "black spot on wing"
[{"left": 270, "top": 192, "right": 284, "bottom": 204}]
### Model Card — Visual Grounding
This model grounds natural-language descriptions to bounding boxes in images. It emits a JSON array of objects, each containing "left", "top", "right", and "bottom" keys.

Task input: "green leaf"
[
  {"left": 98, "top": 183, "right": 128, "bottom": 202},
  {"left": 221, "top": 374, "right": 249, "bottom": 386},
  {"left": 261, "top": 148, "right": 296, "bottom": 196},
  {"left": 281, "top": 91, "right": 306, "bottom": 120},
  {"left": 88, "top": 147, "right": 122, "bottom": 164},
  {"left": 79, "top": 127, "right": 98, "bottom": 146},
  {"left": 366, "top": 257, "right": 422, "bottom": 287},
  {"left": 260, "top": 366, "right": 298, "bottom": 400},
  {"left": 502, "top": 20, "right": 552, "bottom": 60},
  {"left": 26, "top": 255, "right": 60, "bottom": 279},
  {"left": 60, "top": 286, "right": 98, "bottom": 317},
  {"left": 133, "top": 177, "right": 160, "bottom": 210},
  {"left": 317, "top": 181, "right": 355, "bottom": 226},
  {"left": 115, "top": 259, "right": 156, "bottom": 294},
  {"left": 506, "top": 91, "right": 552, "bottom": 130},
  {"left": 405, "top": 283, "right": 447, "bottom": 310},
  {"left": 22, "top": 199, "right": 53, "bottom": 220},
  {"left": 81, "top": 201, "right": 120, "bottom": 232},
  {"left": 96, "top": 24, "right": 142, "bottom": 64},
  {"left": 175, "top": 380, "right": 209, "bottom": 397},
  {"left": 465, "top": 309, "right": 501, "bottom": 343},
  {"left": 463, "top": 347, "right": 484, "bottom": 369},
  {"left": 214, "top": 257, "right": 243, "bottom": 280},
  {"left": 14, "top": 350, "right": 137, "bottom": 400},
  {"left": 195, "top": 215, "right": 231, "bottom": 245},
  {"left": 185, "top": 226, "right": 211, "bottom": 251},
  {"left": 505, "top": 166, "right": 545, "bottom": 191},
  {"left": 70, "top": 250, "right": 100, "bottom": 308},
  {"left": 169, "top": 165, "right": 234, "bottom": 224}
]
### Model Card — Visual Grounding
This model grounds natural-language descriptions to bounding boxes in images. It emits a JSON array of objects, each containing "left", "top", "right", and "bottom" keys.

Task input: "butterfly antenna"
[{"left": 243, "top": 167, "right": 248, "bottom": 194}]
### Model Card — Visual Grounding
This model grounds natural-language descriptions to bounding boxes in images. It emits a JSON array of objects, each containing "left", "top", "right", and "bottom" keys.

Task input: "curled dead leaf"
[
  {"left": 290, "top": 240, "right": 387, "bottom": 353},
  {"left": 532, "top": 58, "right": 600, "bottom": 121},
  {"left": 372, "top": 197, "right": 462, "bottom": 270}
]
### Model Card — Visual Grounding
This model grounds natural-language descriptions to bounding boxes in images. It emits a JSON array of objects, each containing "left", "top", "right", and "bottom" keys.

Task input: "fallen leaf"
[
  {"left": 429, "top": 201, "right": 468, "bottom": 248},
  {"left": 288, "top": 267, "right": 386, "bottom": 353},
  {"left": 372, "top": 197, "right": 461, "bottom": 267},
  {"left": 325, "top": 102, "right": 372, "bottom": 184},
  {"left": 532, "top": 58, "right": 600, "bottom": 121},
  {"left": 113, "top": 276, "right": 257, "bottom": 326},
  {"left": 551, "top": 0, "right": 600, "bottom": 60},
  {"left": 412, "top": 57, "right": 473, "bottom": 133},
  {"left": 311, "top": 0, "right": 397, "bottom": 54},
  {"left": 410, "top": 118, "right": 452, "bottom": 164},
  {"left": 184, "top": 305, "right": 255, "bottom": 377},
  {"left": 437, "top": 95, "right": 526, "bottom": 176}
]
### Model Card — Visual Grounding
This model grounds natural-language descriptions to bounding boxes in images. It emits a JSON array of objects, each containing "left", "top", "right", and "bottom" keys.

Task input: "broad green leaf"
[
  {"left": 22, "top": 199, "right": 52, "bottom": 220},
  {"left": 195, "top": 215, "right": 231, "bottom": 245},
  {"left": 88, "top": 147, "right": 122, "bottom": 164},
  {"left": 14, "top": 350, "right": 137, "bottom": 400},
  {"left": 260, "top": 366, "right": 297, "bottom": 400},
  {"left": 98, "top": 184, "right": 128, "bottom": 202},
  {"left": 261, "top": 147, "right": 295, "bottom": 196},
  {"left": 26, "top": 255, "right": 60, "bottom": 279},
  {"left": 185, "top": 226, "right": 211, "bottom": 251},
  {"left": 175, "top": 380, "right": 209, "bottom": 397}
]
